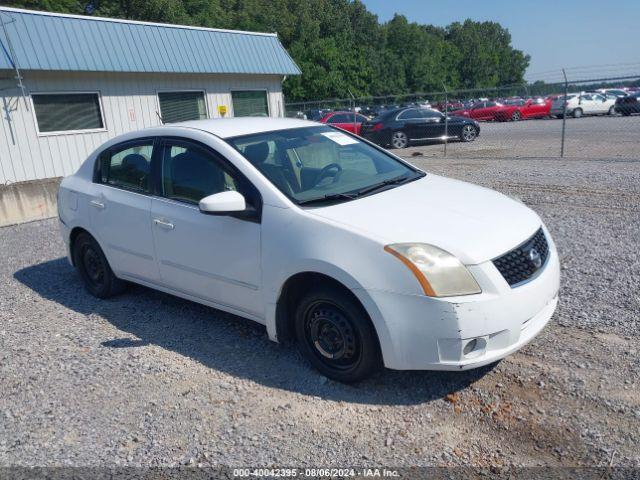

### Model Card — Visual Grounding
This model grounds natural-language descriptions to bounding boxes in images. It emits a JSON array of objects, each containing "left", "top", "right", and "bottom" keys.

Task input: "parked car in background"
[
  {"left": 319, "top": 111, "right": 369, "bottom": 135},
  {"left": 614, "top": 91, "right": 640, "bottom": 115},
  {"left": 434, "top": 100, "right": 464, "bottom": 113},
  {"left": 596, "top": 88, "right": 628, "bottom": 98},
  {"left": 58, "top": 117, "right": 558, "bottom": 382},
  {"left": 550, "top": 92, "right": 616, "bottom": 118},
  {"left": 450, "top": 101, "right": 518, "bottom": 121},
  {"left": 305, "top": 109, "right": 330, "bottom": 121},
  {"left": 499, "top": 97, "right": 551, "bottom": 120},
  {"left": 360, "top": 107, "right": 480, "bottom": 148}
]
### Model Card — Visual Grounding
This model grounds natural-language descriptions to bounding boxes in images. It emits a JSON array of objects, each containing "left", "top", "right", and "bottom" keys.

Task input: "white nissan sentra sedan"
[{"left": 58, "top": 118, "right": 560, "bottom": 382}]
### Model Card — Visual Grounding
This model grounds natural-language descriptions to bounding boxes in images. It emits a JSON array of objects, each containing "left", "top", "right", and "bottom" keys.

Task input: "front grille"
[{"left": 493, "top": 228, "right": 549, "bottom": 287}]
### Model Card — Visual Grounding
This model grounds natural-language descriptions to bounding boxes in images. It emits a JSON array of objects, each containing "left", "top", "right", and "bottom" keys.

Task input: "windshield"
[{"left": 228, "top": 126, "right": 423, "bottom": 205}]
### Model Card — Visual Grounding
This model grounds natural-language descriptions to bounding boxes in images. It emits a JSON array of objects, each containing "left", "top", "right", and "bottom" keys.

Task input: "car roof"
[{"left": 175, "top": 117, "right": 317, "bottom": 138}]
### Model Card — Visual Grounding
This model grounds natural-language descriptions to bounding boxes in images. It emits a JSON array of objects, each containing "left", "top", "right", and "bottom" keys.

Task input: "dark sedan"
[
  {"left": 615, "top": 92, "right": 640, "bottom": 116},
  {"left": 360, "top": 107, "right": 480, "bottom": 149}
]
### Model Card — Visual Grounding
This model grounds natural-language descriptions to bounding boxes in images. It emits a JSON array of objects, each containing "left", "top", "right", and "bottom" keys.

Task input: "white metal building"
[{"left": 0, "top": 7, "right": 301, "bottom": 185}]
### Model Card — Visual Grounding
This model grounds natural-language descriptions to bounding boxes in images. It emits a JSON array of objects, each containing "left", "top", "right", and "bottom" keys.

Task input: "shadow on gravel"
[{"left": 15, "top": 257, "right": 495, "bottom": 405}]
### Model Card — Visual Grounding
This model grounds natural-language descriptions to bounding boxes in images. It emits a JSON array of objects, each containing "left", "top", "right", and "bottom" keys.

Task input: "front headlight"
[{"left": 384, "top": 243, "right": 481, "bottom": 297}]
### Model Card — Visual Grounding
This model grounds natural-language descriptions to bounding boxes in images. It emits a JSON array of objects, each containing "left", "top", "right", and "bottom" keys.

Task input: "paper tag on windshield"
[{"left": 321, "top": 131, "right": 359, "bottom": 146}]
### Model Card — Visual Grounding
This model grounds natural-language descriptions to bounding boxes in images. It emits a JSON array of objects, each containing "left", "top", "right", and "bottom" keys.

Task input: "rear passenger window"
[{"left": 100, "top": 140, "right": 153, "bottom": 192}]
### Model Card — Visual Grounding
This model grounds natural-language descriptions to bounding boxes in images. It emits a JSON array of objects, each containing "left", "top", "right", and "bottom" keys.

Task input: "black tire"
[
  {"left": 511, "top": 110, "right": 521, "bottom": 121},
  {"left": 390, "top": 130, "right": 409, "bottom": 149},
  {"left": 73, "top": 232, "right": 126, "bottom": 299},
  {"left": 294, "top": 285, "right": 381, "bottom": 383},
  {"left": 573, "top": 108, "right": 583, "bottom": 119},
  {"left": 608, "top": 106, "right": 616, "bottom": 116},
  {"left": 460, "top": 124, "right": 478, "bottom": 142}
]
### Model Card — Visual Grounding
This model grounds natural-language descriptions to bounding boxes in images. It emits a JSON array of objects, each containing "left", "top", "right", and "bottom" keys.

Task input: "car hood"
[{"left": 308, "top": 175, "right": 541, "bottom": 265}]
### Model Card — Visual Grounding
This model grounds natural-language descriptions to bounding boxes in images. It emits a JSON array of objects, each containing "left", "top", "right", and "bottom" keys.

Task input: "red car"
[
  {"left": 498, "top": 97, "right": 551, "bottom": 120},
  {"left": 319, "top": 111, "right": 369, "bottom": 135},
  {"left": 451, "top": 99, "right": 551, "bottom": 122}
]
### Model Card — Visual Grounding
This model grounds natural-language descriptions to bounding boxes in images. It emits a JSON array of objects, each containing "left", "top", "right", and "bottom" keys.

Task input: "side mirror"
[{"left": 199, "top": 191, "right": 246, "bottom": 215}]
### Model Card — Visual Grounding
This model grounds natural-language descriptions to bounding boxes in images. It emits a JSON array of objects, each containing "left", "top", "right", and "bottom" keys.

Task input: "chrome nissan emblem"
[{"left": 528, "top": 247, "right": 542, "bottom": 269}]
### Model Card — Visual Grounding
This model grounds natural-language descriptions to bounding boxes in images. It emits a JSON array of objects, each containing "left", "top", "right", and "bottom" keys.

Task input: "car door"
[
  {"left": 89, "top": 138, "right": 160, "bottom": 282},
  {"left": 327, "top": 113, "right": 360, "bottom": 134},
  {"left": 150, "top": 137, "right": 263, "bottom": 317},
  {"left": 530, "top": 98, "right": 548, "bottom": 117},
  {"left": 396, "top": 109, "right": 426, "bottom": 140},
  {"left": 591, "top": 94, "right": 609, "bottom": 113},
  {"left": 578, "top": 93, "right": 596, "bottom": 114},
  {"left": 469, "top": 102, "right": 487, "bottom": 120},
  {"left": 420, "top": 109, "right": 446, "bottom": 138}
]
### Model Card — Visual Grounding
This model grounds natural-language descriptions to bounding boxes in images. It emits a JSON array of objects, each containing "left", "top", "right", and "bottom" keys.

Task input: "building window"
[
  {"left": 232, "top": 90, "right": 269, "bottom": 117},
  {"left": 158, "top": 91, "right": 207, "bottom": 124},
  {"left": 32, "top": 93, "right": 104, "bottom": 133}
]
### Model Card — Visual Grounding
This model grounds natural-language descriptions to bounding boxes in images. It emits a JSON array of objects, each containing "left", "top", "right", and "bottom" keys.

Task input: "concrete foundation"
[{"left": 0, "top": 178, "right": 61, "bottom": 227}]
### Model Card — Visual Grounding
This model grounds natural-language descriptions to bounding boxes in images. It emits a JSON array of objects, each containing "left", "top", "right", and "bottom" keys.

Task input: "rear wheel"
[
  {"left": 73, "top": 233, "right": 126, "bottom": 298},
  {"left": 511, "top": 110, "right": 521, "bottom": 121},
  {"left": 294, "top": 286, "right": 381, "bottom": 383},
  {"left": 460, "top": 124, "right": 478, "bottom": 142},
  {"left": 573, "top": 108, "right": 583, "bottom": 119},
  {"left": 608, "top": 106, "right": 616, "bottom": 116},
  {"left": 391, "top": 131, "right": 409, "bottom": 149}
]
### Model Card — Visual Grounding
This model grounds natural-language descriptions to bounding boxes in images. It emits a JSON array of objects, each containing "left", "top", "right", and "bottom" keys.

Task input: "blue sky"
[{"left": 361, "top": 0, "right": 640, "bottom": 82}]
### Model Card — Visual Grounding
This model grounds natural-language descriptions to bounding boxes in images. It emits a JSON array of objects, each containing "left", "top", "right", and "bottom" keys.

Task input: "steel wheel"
[
  {"left": 391, "top": 131, "right": 408, "bottom": 149},
  {"left": 461, "top": 124, "right": 477, "bottom": 142},
  {"left": 73, "top": 232, "right": 126, "bottom": 298},
  {"left": 511, "top": 110, "right": 521, "bottom": 121},
  {"left": 80, "top": 244, "right": 106, "bottom": 290},
  {"left": 303, "top": 301, "right": 361, "bottom": 370}
]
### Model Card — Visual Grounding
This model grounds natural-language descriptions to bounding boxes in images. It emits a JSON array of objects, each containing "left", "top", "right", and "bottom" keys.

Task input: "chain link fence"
[{"left": 285, "top": 75, "right": 640, "bottom": 159}]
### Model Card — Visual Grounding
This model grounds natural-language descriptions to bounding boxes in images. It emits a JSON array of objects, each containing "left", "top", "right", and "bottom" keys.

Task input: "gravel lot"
[
  {"left": 404, "top": 114, "right": 640, "bottom": 159},
  {"left": 1, "top": 155, "right": 639, "bottom": 469}
]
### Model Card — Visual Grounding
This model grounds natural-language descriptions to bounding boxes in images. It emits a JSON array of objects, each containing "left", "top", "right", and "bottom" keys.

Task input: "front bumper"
[{"left": 364, "top": 235, "right": 560, "bottom": 371}]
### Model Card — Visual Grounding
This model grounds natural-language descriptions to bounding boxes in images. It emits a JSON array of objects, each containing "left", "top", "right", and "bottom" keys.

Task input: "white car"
[
  {"left": 550, "top": 92, "right": 616, "bottom": 118},
  {"left": 58, "top": 118, "right": 560, "bottom": 382}
]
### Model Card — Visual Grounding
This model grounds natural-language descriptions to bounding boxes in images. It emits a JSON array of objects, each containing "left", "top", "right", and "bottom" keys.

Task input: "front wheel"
[
  {"left": 608, "top": 106, "right": 616, "bottom": 116},
  {"left": 573, "top": 108, "right": 583, "bottom": 119},
  {"left": 511, "top": 110, "right": 521, "bottom": 121},
  {"left": 391, "top": 131, "right": 409, "bottom": 149},
  {"left": 294, "top": 286, "right": 381, "bottom": 383},
  {"left": 460, "top": 124, "right": 478, "bottom": 142},
  {"left": 73, "top": 232, "right": 126, "bottom": 298}
]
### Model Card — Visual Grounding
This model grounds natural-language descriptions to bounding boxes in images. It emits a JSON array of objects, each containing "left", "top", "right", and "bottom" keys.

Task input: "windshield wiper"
[
  {"left": 297, "top": 192, "right": 359, "bottom": 206},
  {"left": 352, "top": 173, "right": 422, "bottom": 197},
  {"left": 297, "top": 172, "right": 425, "bottom": 206}
]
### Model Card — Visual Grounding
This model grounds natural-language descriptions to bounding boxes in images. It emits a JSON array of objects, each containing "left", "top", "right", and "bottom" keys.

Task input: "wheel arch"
[
  {"left": 273, "top": 270, "right": 391, "bottom": 365},
  {"left": 68, "top": 226, "right": 94, "bottom": 266}
]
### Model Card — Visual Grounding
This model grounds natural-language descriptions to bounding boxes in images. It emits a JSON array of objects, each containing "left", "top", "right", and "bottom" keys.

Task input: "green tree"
[{"left": 1, "top": 0, "right": 531, "bottom": 101}]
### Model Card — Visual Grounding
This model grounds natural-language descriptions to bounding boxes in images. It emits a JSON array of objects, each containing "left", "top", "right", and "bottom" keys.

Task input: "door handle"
[
  {"left": 153, "top": 218, "right": 174, "bottom": 230},
  {"left": 90, "top": 200, "right": 105, "bottom": 209}
]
